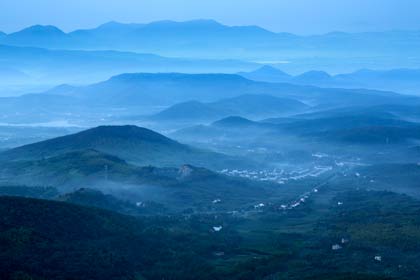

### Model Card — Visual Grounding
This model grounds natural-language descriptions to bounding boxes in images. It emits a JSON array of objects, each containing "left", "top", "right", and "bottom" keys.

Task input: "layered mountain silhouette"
[
  {"left": 151, "top": 94, "right": 308, "bottom": 121},
  {"left": 241, "top": 66, "right": 420, "bottom": 95},
  {"left": 3, "top": 71, "right": 420, "bottom": 129},
  {"left": 0, "top": 20, "right": 288, "bottom": 53},
  {"left": 1, "top": 20, "right": 420, "bottom": 62},
  {"left": 173, "top": 112, "right": 420, "bottom": 146},
  {"left": 23, "top": 72, "right": 420, "bottom": 108},
  {"left": 0, "top": 44, "right": 258, "bottom": 88}
]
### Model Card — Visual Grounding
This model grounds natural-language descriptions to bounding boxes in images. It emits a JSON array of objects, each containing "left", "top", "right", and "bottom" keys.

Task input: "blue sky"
[{"left": 1, "top": 0, "right": 419, "bottom": 34}]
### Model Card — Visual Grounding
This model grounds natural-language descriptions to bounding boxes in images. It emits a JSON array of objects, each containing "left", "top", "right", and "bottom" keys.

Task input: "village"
[{"left": 219, "top": 165, "right": 334, "bottom": 185}]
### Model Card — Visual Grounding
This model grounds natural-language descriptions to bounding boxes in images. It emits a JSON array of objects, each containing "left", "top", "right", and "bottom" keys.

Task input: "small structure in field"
[
  {"left": 332, "top": 244, "right": 342, "bottom": 250},
  {"left": 213, "top": 226, "right": 223, "bottom": 232}
]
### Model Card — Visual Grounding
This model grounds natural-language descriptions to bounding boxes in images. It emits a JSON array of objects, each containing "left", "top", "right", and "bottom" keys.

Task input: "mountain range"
[
  {"left": 0, "top": 44, "right": 258, "bottom": 92},
  {"left": 240, "top": 66, "right": 420, "bottom": 95},
  {"left": 150, "top": 94, "right": 308, "bottom": 121},
  {"left": 43, "top": 72, "right": 420, "bottom": 108},
  {"left": 173, "top": 109, "right": 420, "bottom": 147},
  {"left": 3, "top": 16, "right": 420, "bottom": 280},
  {"left": 1, "top": 20, "right": 420, "bottom": 62},
  {"left": 2, "top": 71, "right": 420, "bottom": 126}
]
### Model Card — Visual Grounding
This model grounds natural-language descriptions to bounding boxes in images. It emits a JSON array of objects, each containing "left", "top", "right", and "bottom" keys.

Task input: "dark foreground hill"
[
  {"left": 0, "top": 191, "right": 410, "bottom": 280},
  {"left": 0, "top": 196, "right": 242, "bottom": 280}
]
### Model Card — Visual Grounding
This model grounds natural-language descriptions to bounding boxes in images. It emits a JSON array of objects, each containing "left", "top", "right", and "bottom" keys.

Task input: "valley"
[{"left": 1, "top": 8, "right": 420, "bottom": 279}]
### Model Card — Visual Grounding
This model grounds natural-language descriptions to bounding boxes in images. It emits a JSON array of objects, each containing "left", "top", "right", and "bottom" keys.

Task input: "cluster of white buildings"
[
  {"left": 280, "top": 187, "right": 321, "bottom": 211},
  {"left": 220, "top": 168, "right": 287, "bottom": 184},
  {"left": 220, "top": 166, "right": 333, "bottom": 184}
]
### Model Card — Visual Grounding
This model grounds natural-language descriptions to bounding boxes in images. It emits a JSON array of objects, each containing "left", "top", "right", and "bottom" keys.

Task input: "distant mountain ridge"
[
  {"left": 35, "top": 72, "right": 420, "bottom": 108},
  {"left": 0, "top": 20, "right": 286, "bottom": 49},
  {"left": 0, "top": 44, "right": 258, "bottom": 88},
  {"left": 173, "top": 111, "right": 420, "bottom": 146},
  {"left": 212, "top": 116, "right": 262, "bottom": 128},
  {"left": 3, "top": 71, "right": 420, "bottom": 125},
  {"left": 240, "top": 66, "right": 420, "bottom": 95},
  {"left": 151, "top": 94, "right": 308, "bottom": 121},
  {"left": 1, "top": 20, "right": 420, "bottom": 61},
  {"left": 238, "top": 65, "right": 291, "bottom": 83}
]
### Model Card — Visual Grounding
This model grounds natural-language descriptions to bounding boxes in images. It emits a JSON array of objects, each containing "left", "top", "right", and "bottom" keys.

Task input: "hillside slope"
[{"left": 0, "top": 125, "right": 253, "bottom": 169}]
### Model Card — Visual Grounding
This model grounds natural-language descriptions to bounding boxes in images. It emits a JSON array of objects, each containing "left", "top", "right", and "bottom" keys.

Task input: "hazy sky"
[{"left": 1, "top": 0, "right": 420, "bottom": 34}]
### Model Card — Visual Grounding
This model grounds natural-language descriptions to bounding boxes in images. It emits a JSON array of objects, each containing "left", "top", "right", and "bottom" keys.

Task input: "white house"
[
  {"left": 332, "top": 244, "right": 342, "bottom": 250},
  {"left": 213, "top": 226, "right": 223, "bottom": 232}
]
